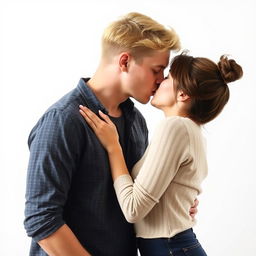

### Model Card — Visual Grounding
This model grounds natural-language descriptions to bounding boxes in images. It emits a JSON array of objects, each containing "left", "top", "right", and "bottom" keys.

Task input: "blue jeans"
[{"left": 137, "top": 229, "right": 207, "bottom": 256}]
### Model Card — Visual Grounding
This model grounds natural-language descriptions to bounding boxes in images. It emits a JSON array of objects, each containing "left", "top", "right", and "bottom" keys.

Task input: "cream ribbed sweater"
[{"left": 113, "top": 116, "right": 208, "bottom": 238}]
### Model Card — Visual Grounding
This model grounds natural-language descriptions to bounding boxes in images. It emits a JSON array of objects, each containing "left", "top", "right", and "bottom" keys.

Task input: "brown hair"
[{"left": 170, "top": 53, "right": 243, "bottom": 124}]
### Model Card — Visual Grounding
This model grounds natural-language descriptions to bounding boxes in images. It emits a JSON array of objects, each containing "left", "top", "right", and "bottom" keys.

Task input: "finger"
[
  {"left": 79, "top": 105, "right": 96, "bottom": 117},
  {"left": 189, "top": 208, "right": 198, "bottom": 219},
  {"left": 79, "top": 105, "right": 102, "bottom": 127},
  {"left": 189, "top": 207, "right": 197, "bottom": 219},
  {"left": 194, "top": 199, "right": 199, "bottom": 207},
  {"left": 190, "top": 213, "right": 196, "bottom": 219},
  {"left": 190, "top": 207, "right": 198, "bottom": 214},
  {"left": 79, "top": 109, "right": 97, "bottom": 131},
  {"left": 98, "top": 110, "right": 113, "bottom": 124}
]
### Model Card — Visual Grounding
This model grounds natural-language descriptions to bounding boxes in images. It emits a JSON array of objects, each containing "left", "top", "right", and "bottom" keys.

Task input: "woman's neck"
[{"left": 162, "top": 106, "right": 188, "bottom": 118}]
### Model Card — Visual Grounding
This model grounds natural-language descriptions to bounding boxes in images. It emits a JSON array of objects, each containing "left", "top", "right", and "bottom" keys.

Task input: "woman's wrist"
[{"left": 107, "top": 143, "right": 122, "bottom": 155}]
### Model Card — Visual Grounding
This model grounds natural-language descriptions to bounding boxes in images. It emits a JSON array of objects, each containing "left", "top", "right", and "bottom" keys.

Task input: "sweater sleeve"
[{"left": 113, "top": 117, "right": 190, "bottom": 223}]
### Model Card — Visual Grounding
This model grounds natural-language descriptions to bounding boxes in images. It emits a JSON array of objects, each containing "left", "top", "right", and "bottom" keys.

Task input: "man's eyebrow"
[{"left": 154, "top": 65, "right": 166, "bottom": 69}]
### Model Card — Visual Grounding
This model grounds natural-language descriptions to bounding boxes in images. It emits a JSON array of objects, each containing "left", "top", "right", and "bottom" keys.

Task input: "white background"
[{"left": 1, "top": 0, "right": 256, "bottom": 255}]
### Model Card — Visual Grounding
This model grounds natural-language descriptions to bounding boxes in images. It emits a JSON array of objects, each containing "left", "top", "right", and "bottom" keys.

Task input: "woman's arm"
[
  {"left": 79, "top": 106, "right": 129, "bottom": 180},
  {"left": 79, "top": 106, "right": 191, "bottom": 222},
  {"left": 113, "top": 117, "right": 190, "bottom": 222}
]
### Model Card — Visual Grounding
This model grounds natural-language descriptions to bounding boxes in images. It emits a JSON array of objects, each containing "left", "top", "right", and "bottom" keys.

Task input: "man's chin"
[{"left": 137, "top": 97, "right": 151, "bottom": 105}]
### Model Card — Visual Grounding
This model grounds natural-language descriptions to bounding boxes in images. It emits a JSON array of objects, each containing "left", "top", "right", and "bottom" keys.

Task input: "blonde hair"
[{"left": 101, "top": 12, "right": 180, "bottom": 60}]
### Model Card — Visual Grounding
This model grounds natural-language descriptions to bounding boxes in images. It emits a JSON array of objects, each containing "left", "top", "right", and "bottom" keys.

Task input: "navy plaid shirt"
[{"left": 24, "top": 78, "right": 148, "bottom": 256}]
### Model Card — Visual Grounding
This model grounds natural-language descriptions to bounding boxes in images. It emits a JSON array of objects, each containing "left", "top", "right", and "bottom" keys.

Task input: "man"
[{"left": 24, "top": 12, "right": 196, "bottom": 255}]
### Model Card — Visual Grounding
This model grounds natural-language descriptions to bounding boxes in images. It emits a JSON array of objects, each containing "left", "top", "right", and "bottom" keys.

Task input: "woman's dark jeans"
[{"left": 137, "top": 228, "right": 207, "bottom": 256}]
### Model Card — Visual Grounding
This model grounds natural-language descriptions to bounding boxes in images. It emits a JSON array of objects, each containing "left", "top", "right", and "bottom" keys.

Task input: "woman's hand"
[{"left": 79, "top": 105, "right": 120, "bottom": 152}]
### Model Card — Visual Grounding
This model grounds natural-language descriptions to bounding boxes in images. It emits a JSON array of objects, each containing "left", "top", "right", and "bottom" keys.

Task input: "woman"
[{"left": 79, "top": 53, "right": 243, "bottom": 256}]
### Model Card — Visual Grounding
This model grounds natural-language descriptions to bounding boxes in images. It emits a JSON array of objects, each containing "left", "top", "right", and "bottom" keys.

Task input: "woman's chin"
[
  {"left": 150, "top": 98, "right": 155, "bottom": 106},
  {"left": 150, "top": 99, "right": 160, "bottom": 109}
]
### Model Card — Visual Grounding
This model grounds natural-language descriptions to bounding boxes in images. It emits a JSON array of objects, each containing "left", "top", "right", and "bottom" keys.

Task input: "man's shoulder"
[
  {"left": 132, "top": 106, "right": 146, "bottom": 123},
  {"left": 30, "top": 86, "right": 85, "bottom": 134},
  {"left": 46, "top": 87, "right": 81, "bottom": 115}
]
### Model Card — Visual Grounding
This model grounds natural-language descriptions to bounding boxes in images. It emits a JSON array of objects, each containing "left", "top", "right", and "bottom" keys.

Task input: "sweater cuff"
[{"left": 114, "top": 174, "right": 133, "bottom": 191}]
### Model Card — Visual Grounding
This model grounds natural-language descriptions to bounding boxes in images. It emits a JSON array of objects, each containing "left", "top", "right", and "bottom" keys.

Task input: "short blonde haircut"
[{"left": 101, "top": 12, "right": 181, "bottom": 60}]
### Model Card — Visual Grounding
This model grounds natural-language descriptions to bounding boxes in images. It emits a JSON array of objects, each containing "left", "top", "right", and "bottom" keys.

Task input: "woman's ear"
[
  {"left": 119, "top": 52, "right": 130, "bottom": 72},
  {"left": 177, "top": 90, "right": 190, "bottom": 102}
]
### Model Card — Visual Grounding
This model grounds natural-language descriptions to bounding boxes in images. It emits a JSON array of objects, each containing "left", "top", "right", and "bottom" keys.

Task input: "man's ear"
[
  {"left": 119, "top": 52, "right": 130, "bottom": 72},
  {"left": 177, "top": 90, "right": 190, "bottom": 102}
]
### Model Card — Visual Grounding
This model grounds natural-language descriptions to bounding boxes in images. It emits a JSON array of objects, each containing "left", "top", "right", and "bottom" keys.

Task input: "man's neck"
[{"left": 87, "top": 76, "right": 128, "bottom": 118}]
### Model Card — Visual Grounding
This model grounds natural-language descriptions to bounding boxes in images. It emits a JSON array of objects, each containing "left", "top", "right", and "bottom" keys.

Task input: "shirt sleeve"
[
  {"left": 113, "top": 117, "right": 190, "bottom": 223},
  {"left": 24, "top": 109, "right": 83, "bottom": 242}
]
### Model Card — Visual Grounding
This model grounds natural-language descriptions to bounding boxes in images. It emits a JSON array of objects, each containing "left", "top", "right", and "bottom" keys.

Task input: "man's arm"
[
  {"left": 24, "top": 109, "right": 90, "bottom": 255},
  {"left": 38, "top": 225, "right": 91, "bottom": 256}
]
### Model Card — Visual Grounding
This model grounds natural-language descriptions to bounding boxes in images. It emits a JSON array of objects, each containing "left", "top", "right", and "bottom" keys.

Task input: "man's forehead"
[
  {"left": 153, "top": 52, "right": 170, "bottom": 68},
  {"left": 142, "top": 50, "right": 170, "bottom": 67}
]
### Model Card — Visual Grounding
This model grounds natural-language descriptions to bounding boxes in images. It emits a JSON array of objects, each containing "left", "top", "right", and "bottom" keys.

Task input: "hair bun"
[{"left": 218, "top": 55, "right": 243, "bottom": 83}]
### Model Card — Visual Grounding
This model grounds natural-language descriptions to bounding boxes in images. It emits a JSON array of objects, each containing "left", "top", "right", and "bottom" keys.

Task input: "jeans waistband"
[{"left": 171, "top": 228, "right": 193, "bottom": 239}]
